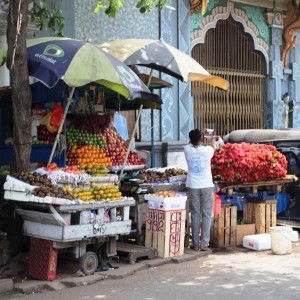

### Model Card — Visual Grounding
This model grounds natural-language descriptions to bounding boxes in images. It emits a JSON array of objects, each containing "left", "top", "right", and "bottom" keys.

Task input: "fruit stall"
[
  {"left": 209, "top": 143, "right": 297, "bottom": 248},
  {"left": 1, "top": 81, "right": 156, "bottom": 278},
  {"left": 117, "top": 142, "right": 298, "bottom": 249},
  {"left": 0, "top": 82, "right": 145, "bottom": 170}
]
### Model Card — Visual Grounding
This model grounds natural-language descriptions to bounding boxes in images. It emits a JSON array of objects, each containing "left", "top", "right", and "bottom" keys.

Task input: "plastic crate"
[
  {"left": 247, "top": 191, "right": 277, "bottom": 201},
  {"left": 234, "top": 196, "right": 245, "bottom": 211},
  {"left": 220, "top": 194, "right": 238, "bottom": 205},
  {"left": 220, "top": 194, "right": 245, "bottom": 211},
  {"left": 29, "top": 237, "right": 58, "bottom": 281},
  {"left": 276, "top": 193, "right": 291, "bottom": 214}
]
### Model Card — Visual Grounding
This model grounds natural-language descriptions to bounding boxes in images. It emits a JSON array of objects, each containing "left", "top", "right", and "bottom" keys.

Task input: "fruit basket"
[{"left": 138, "top": 167, "right": 187, "bottom": 184}]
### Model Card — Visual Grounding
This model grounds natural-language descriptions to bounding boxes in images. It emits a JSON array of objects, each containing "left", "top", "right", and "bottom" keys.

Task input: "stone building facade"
[{"left": 1, "top": 0, "right": 299, "bottom": 167}]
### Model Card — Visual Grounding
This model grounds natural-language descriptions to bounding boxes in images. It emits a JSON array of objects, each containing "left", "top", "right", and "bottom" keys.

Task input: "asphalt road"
[
  {"left": 3, "top": 249, "right": 300, "bottom": 300},
  {"left": 0, "top": 248, "right": 300, "bottom": 300}
]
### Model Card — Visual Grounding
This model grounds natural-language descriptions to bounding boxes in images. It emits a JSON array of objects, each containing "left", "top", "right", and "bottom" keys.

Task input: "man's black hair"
[{"left": 189, "top": 129, "right": 202, "bottom": 146}]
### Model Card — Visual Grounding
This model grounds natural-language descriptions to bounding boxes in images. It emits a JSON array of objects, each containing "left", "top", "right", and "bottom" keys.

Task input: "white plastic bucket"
[
  {"left": 269, "top": 226, "right": 293, "bottom": 255},
  {"left": 290, "top": 230, "right": 299, "bottom": 242}
]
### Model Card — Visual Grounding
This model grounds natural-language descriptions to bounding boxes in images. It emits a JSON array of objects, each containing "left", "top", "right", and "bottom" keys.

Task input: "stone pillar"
[
  {"left": 265, "top": 21, "right": 284, "bottom": 129},
  {"left": 178, "top": 0, "right": 193, "bottom": 140},
  {"left": 160, "top": 0, "right": 193, "bottom": 142},
  {"left": 288, "top": 31, "right": 300, "bottom": 128},
  {"left": 160, "top": 0, "right": 179, "bottom": 141}
]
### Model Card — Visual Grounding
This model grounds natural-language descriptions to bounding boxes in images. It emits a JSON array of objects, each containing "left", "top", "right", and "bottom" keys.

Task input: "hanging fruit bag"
[
  {"left": 43, "top": 112, "right": 59, "bottom": 133},
  {"left": 50, "top": 103, "right": 63, "bottom": 127}
]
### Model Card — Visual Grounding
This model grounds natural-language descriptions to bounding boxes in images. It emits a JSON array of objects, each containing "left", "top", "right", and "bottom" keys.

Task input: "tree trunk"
[{"left": 6, "top": 0, "right": 32, "bottom": 173}]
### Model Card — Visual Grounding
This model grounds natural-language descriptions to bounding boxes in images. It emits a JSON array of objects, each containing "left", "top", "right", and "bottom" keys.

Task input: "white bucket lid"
[{"left": 269, "top": 226, "right": 293, "bottom": 232}]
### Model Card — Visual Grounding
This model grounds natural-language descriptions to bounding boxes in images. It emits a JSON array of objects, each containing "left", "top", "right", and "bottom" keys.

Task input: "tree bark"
[{"left": 7, "top": 0, "right": 32, "bottom": 173}]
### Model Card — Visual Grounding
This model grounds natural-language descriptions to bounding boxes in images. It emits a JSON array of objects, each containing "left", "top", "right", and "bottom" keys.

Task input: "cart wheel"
[{"left": 79, "top": 251, "right": 98, "bottom": 275}]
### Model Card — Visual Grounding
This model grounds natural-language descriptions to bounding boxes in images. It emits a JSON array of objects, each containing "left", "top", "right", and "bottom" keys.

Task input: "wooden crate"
[
  {"left": 243, "top": 200, "right": 277, "bottom": 234},
  {"left": 145, "top": 209, "right": 186, "bottom": 258},
  {"left": 210, "top": 205, "right": 237, "bottom": 248}
]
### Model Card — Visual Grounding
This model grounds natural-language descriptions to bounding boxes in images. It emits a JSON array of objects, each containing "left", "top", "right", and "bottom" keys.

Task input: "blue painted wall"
[
  {"left": 74, "top": 0, "right": 159, "bottom": 43},
  {"left": 159, "top": 0, "right": 193, "bottom": 142},
  {"left": 70, "top": 0, "right": 193, "bottom": 142}
]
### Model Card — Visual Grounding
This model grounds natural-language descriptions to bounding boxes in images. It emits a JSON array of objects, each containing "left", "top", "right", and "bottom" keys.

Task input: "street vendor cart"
[{"left": 4, "top": 175, "right": 135, "bottom": 278}]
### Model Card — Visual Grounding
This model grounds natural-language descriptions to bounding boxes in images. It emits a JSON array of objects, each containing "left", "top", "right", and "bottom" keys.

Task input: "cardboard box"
[
  {"left": 145, "top": 209, "right": 186, "bottom": 258},
  {"left": 236, "top": 224, "right": 255, "bottom": 246},
  {"left": 145, "top": 194, "right": 187, "bottom": 211}
]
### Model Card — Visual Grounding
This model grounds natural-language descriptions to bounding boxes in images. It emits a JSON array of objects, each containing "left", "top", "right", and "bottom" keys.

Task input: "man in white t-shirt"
[{"left": 184, "top": 129, "right": 220, "bottom": 251}]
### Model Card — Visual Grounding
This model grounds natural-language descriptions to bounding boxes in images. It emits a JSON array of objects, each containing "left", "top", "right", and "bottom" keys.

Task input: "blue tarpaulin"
[{"left": 113, "top": 113, "right": 128, "bottom": 141}]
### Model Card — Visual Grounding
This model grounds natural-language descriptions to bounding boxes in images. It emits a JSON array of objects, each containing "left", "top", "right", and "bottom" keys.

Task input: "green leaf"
[
  {"left": 94, "top": 2, "right": 103, "bottom": 13},
  {"left": 48, "top": 18, "right": 55, "bottom": 29},
  {"left": 140, "top": 7, "right": 147, "bottom": 13},
  {"left": 39, "top": 14, "right": 46, "bottom": 28},
  {"left": 105, "top": 6, "right": 112, "bottom": 16},
  {"left": 136, "top": 1, "right": 143, "bottom": 8}
]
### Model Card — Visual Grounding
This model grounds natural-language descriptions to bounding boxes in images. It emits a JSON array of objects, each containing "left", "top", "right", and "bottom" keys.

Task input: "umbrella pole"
[
  {"left": 146, "top": 69, "right": 155, "bottom": 168},
  {"left": 119, "top": 69, "right": 154, "bottom": 181},
  {"left": 119, "top": 104, "right": 143, "bottom": 180},
  {"left": 47, "top": 87, "right": 75, "bottom": 166},
  {"left": 151, "top": 108, "right": 154, "bottom": 167}
]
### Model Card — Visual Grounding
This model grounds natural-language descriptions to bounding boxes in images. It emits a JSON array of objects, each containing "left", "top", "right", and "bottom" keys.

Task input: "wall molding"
[{"left": 191, "top": 1, "right": 269, "bottom": 66}]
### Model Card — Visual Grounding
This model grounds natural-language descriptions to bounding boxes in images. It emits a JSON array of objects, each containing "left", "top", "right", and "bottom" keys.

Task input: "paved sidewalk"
[
  {"left": 2, "top": 244, "right": 300, "bottom": 300},
  {"left": 2, "top": 241, "right": 299, "bottom": 297},
  {"left": 2, "top": 247, "right": 211, "bottom": 295}
]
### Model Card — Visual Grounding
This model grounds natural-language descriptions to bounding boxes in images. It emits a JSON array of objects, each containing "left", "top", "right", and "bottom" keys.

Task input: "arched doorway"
[{"left": 192, "top": 18, "right": 266, "bottom": 136}]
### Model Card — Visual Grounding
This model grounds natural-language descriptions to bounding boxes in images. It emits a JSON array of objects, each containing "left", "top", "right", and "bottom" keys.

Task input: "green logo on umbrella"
[{"left": 43, "top": 44, "right": 65, "bottom": 58}]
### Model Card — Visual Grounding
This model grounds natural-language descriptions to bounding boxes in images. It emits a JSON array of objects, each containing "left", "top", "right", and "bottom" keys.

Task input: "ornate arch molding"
[{"left": 191, "top": 1, "right": 269, "bottom": 68}]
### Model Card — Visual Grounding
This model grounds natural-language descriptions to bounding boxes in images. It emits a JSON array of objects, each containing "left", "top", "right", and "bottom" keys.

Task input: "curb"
[
  {"left": 60, "top": 274, "right": 106, "bottom": 287},
  {"left": 0, "top": 279, "right": 14, "bottom": 293}
]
